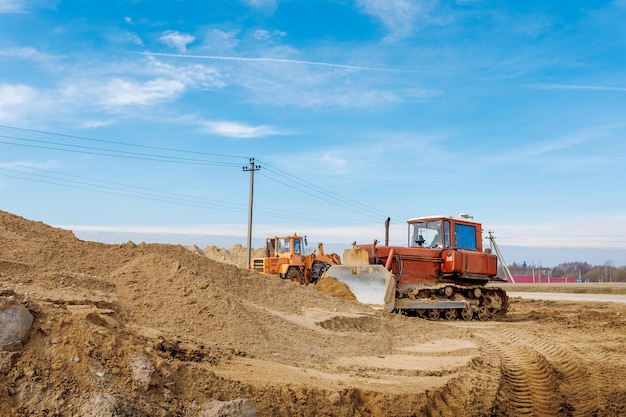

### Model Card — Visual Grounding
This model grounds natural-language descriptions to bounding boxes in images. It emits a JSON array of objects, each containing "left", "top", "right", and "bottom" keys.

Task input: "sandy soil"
[{"left": 0, "top": 210, "right": 624, "bottom": 416}]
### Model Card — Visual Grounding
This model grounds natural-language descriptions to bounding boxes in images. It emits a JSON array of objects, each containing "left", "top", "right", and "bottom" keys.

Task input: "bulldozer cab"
[
  {"left": 408, "top": 216, "right": 481, "bottom": 252},
  {"left": 410, "top": 219, "right": 446, "bottom": 248}
]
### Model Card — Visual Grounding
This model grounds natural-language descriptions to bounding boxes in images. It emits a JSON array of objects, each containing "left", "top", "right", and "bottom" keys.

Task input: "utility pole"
[
  {"left": 243, "top": 158, "right": 261, "bottom": 269},
  {"left": 487, "top": 230, "right": 515, "bottom": 283}
]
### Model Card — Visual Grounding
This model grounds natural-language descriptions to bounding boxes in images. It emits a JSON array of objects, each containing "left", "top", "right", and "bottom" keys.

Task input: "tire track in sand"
[
  {"left": 478, "top": 330, "right": 567, "bottom": 416},
  {"left": 500, "top": 329, "right": 600, "bottom": 416},
  {"left": 420, "top": 355, "right": 500, "bottom": 417}
]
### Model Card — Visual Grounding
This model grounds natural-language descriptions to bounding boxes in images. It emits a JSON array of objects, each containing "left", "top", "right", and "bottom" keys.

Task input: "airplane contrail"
[
  {"left": 525, "top": 83, "right": 626, "bottom": 92},
  {"left": 131, "top": 51, "right": 423, "bottom": 73}
]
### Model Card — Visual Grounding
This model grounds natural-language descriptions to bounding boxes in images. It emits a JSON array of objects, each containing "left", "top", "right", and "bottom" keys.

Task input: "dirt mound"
[
  {"left": 314, "top": 277, "right": 358, "bottom": 302},
  {"left": 1, "top": 209, "right": 625, "bottom": 416},
  {"left": 186, "top": 244, "right": 265, "bottom": 269}
]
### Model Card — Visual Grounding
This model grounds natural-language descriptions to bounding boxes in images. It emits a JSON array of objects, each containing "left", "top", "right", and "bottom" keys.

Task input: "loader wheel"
[{"left": 285, "top": 268, "right": 302, "bottom": 282}]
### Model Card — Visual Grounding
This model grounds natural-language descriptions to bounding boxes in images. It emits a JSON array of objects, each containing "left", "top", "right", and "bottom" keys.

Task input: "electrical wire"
[
  {"left": 257, "top": 171, "right": 383, "bottom": 222},
  {"left": 0, "top": 124, "right": 245, "bottom": 160},
  {"left": 258, "top": 159, "right": 407, "bottom": 223},
  {"left": 0, "top": 164, "right": 372, "bottom": 225},
  {"left": 0, "top": 124, "right": 403, "bottom": 225},
  {"left": 0, "top": 135, "right": 242, "bottom": 167}
]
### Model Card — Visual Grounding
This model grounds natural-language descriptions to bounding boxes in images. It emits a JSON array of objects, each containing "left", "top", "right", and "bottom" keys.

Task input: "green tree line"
[{"left": 506, "top": 261, "right": 626, "bottom": 282}]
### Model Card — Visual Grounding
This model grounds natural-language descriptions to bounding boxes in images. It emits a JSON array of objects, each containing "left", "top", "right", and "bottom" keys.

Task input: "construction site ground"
[{"left": 0, "top": 210, "right": 624, "bottom": 416}]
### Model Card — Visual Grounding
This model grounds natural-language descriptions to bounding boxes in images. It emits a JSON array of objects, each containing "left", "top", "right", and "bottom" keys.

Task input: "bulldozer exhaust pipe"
[{"left": 385, "top": 217, "right": 390, "bottom": 246}]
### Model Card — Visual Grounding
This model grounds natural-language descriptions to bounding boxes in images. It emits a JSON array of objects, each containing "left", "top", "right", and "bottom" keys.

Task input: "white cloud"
[
  {"left": 267, "top": 145, "right": 374, "bottom": 178},
  {"left": 252, "top": 29, "right": 287, "bottom": 42},
  {"left": 0, "top": 84, "right": 42, "bottom": 122},
  {"left": 240, "top": 79, "right": 402, "bottom": 109},
  {"left": 125, "top": 32, "right": 144, "bottom": 46},
  {"left": 242, "top": 0, "right": 277, "bottom": 14},
  {"left": 520, "top": 128, "right": 605, "bottom": 157},
  {"left": 203, "top": 29, "right": 240, "bottom": 52},
  {"left": 64, "top": 58, "right": 225, "bottom": 110},
  {"left": 0, "top": 47, "right": 52, "bottom": 60},
  {"left": 0, "top": 83, "right": 38, "bottom": 106},
  {"left": 200, "top": 120, "right": 282, "bottom": 138},
  {"left": 146, "top": 59, "right": 225, "bottom": 89},
  {"left": 78, "top": 119, "right": 114, "bottom": 129},
  {"left": 129, "top": 51, "right": 418, "bottom": 109},
  {"left": 0, "top": 0, "right": 59, "bottom": 13},
  {"left": 466, "top": 125, "right": 613, "bottom": 170},
  {"left": 159, "top": 30, "right": 196, "bottom": 52},
  {"left": 0, "top": 0, "right": 25, "bottom": 13},
  {"left": 94, "top": 78, "right": 187, "bottom": 107},
  {"left": 320, "top": 153, "right": 349, "bottom": 174},
  {"left": 0, "top": 56, "right": 226, "bottom": 125},
  {"left": 0, "top": 160, "right": 60, "bottom": 171},
  {"left": 357, "top": 0, "right": 433, "bottom": 41}
]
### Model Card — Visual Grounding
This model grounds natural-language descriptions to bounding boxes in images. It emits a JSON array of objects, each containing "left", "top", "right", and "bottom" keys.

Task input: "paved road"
[{"left": 508, "top": 292, "right": 626, "bottom": 304}]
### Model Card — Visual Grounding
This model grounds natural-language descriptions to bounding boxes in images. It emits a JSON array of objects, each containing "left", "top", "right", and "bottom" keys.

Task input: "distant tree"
[
  {"left": 603, "top": 260, "right": 615, "bottom": 282},
  {"left": 507, "top": 261, "right": 619, "bottom": 280},
  {"left": 551, "top": 266, "right": 564, "bottom": 278},
  {"left": 585, "top": 267, "right": 605, "bottom": 282},
  {"left": 508, "top": 262, "right": 525, "bottom": 276},
  {"left": 551, "top": 262, "right": 592, "bottom": 278},
  {"left": 612, "top": 267, "right": 626, "bottom": 282}
]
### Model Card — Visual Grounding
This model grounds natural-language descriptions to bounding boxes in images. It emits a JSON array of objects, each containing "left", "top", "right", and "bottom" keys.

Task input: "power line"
[
  {"left": 0, "top": 135, "right": 242, "bottom": 167},
  {"left": 0, "top": 164, "right": 374, "bottom": 225},
  {"left": 258, "top": 160, "right": 406, "bottom": 223},
  {"left": 0, "top": 124, "right": 245, "bottom": 160},
  {"left": 257, "top": 171, "right": 382, "bottom": 221},
  {"left": 0, "top": 124, "right": 403, "bottom": 225}
]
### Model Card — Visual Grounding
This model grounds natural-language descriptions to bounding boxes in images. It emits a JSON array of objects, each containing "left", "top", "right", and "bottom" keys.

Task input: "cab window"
[
  {"left": 454, "top": 224, "right": 477, "bottom": 250},
  {"left": 410, "top": 220, "right": 442, "bottom": 248},
  {"left": 277, "top": 238, "right": 291, "bottom": 253},
  {"left": 293, "top": 238, "right": 302, "bottom": 255}
]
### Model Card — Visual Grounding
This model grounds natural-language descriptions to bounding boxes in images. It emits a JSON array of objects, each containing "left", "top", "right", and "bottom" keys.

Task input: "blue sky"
[{"left": 1, "top": 0, "right": 625, "bottom": 267}]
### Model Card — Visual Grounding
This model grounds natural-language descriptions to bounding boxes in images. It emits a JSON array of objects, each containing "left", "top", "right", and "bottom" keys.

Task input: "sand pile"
[
  {"left": 186, "top": 244, "right": 265, "bottom": 269},
  {"left": 1, "top": 210, "right": 625, "bottom": 416}
]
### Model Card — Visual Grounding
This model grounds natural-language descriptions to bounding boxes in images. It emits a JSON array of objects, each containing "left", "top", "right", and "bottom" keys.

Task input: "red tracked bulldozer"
[{"left": 322, "top": 215, "right": 509, "bottom": 320}]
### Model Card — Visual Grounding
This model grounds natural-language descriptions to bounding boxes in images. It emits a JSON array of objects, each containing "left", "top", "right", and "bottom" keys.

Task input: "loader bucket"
[{"left": 321, "top": 264, "right": 396, "bottom": 312}]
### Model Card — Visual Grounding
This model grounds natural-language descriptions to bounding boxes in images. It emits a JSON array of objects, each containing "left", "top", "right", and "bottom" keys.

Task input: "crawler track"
[{"left": 396, "top": 284, "right": 509, "bottom": 321}]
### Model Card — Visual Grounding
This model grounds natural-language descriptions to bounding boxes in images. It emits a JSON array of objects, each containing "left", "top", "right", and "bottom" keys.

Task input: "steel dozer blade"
[{"left": 321, "top": 264, "right": 396, "bottom": 312}]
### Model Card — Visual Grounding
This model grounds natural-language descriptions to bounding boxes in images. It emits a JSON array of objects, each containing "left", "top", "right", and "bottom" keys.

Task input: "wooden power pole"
[{"left": 243, "top": 158, "right": 261, "bottom": 269}]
